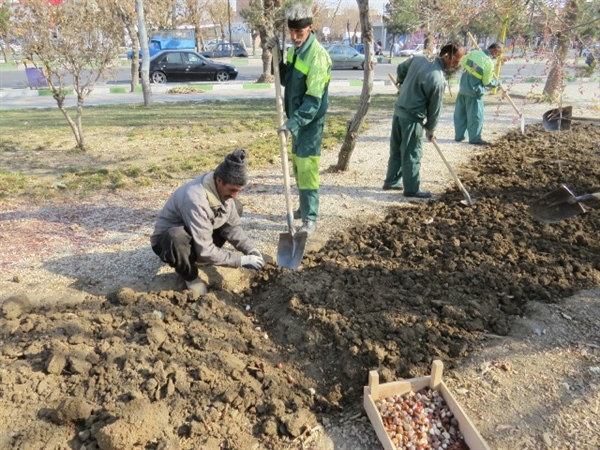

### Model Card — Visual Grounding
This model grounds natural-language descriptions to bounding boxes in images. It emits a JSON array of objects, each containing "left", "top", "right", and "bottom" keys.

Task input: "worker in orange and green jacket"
[
  {"left": 271, "top": 2, "right": 332, "bottom": 236},
  {"left": 454, "top": 43, "right": 502, "bottom": 146}
]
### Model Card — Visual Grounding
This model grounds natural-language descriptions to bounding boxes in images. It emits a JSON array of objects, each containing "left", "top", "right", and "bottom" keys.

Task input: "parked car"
[
  {"left": 398, "top": 44, "right": 424, "bottom": 57},
  {"left": 205, "top": 39, "right": 228, "bottom": 50},
  {"left": 326, "top": 44, "right": 366, "bottom": 69},
  {"left": 143, "top": 50, "right": 238, "bottom": 83},
  {"left": 200, "top": 43, "right": 248, "bottom": 58}
]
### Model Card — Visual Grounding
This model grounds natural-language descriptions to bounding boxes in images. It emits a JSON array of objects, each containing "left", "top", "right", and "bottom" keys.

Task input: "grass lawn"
[{"left": 0, "top": 95, "right": 402, "bottom": 201}]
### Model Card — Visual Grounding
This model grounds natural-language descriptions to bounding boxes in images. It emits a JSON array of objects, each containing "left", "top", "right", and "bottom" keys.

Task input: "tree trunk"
[
  {"left": 54, "top": 93, "right": 85, "bottom": 150},
  {"left": 251, "top": 29, "right": 259, "bottom": 57},
  {"left": 424, "top": 26, "right": 434, "bottom": 55},
  {"left": 136, "top": 0, "right": 152, "bottom": 106},
  {"left": 542, "top": 35, "right": 570, "bottom": 101},
  {"left": 194, "top": 23, "right": 203, "bottom": 52},
  {"left": 128, "top": 23, "right": 140, "bottom": 92},
  {"left": 542, "top": 0, "right": 580, "bottom": 101},
  {"left": 257, "top": 28, "right": 274, "bottom": 84},
  {"left": 75, "top": 95, "right": 85, "bottom": 150},
  {"left": 333, "top": 0, "right": 374, "bottom": 172}
]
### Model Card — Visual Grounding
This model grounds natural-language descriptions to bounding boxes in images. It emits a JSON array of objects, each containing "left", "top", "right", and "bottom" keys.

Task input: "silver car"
[{"left": 326, "top": 44, "right": 366, "bottom": 70}]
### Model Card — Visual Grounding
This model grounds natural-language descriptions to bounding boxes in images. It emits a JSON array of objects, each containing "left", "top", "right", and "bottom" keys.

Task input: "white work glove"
[
  {"left": 248, "top": 248, "right": 263, "bottom": 258},
  {"left": 241, "top": 252, "right": 265, "bottom": 270},
  {"left": 265, "top": 36, "right": 279, "bottom": 50},
  {"left": 277, "top": 124, "right": 291, "bottom": 139},
  {"left": 425, "top": 129, "right": 435, "bottom": 141}
]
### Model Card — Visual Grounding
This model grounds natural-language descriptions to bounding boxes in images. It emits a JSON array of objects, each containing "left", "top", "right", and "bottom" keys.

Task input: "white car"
[{"left": 398, "top": 44, "right": 424, "bottom": 57}]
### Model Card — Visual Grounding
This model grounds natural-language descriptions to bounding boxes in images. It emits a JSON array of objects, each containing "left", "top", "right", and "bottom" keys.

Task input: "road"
[{"left": 0, "top": 57, "right": 553, "bottom": 89}]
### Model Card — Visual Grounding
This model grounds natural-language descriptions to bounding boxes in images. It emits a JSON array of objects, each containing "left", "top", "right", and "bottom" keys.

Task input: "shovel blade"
[
  {"left": 277, "top": 231, "right": 308, "bottom": 270},
  {"left": 542, "top": 106, "right": 573, "bottom": 131},
  {"left": 530, "top": 185, "right": 587, "bottom": 223}
]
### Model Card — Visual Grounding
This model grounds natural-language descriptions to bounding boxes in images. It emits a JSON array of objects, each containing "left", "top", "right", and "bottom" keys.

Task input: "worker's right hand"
[
  {"left": 241, "top": 254, "right": 265, "bottom": 270},
  {"left": 425, "top": 129, "right": 435, "bottom": 141},
  {"left": 265, "top": 36, "right": 279, "bottom": 50},
  {"left": 277, "top": 124, "right": 291, "bottom": 139}
]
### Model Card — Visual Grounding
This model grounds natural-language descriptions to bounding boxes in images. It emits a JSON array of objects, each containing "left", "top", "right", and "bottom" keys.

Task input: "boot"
[
  {"left": 297, "top": 220, "right": 317, "bottom": 235},
  {"left": 185, "top": 277, "right": 208, "bottom": 295}
]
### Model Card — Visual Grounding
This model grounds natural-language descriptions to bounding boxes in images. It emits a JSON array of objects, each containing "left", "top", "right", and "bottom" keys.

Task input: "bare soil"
[{"left": 1, "top": 122, "right": 600, "bottom": 450}]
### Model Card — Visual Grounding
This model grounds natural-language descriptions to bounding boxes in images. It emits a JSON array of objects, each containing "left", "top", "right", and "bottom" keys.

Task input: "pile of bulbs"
[{"left": 375, "top": 387, "right": 469, "bottom": 450}]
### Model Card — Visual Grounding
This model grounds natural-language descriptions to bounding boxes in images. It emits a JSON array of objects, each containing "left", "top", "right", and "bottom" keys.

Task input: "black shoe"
[
  {"left": 470, "top": 140, "right": 490, "bottom": 146},
  {"left": 382, "top": 184, "right": 402, "bottom": 191},
  {"left": 293, "top": 209, "right": 301, "bottom": 220},
  {"left": 403, "top": 190, "right": 432, "bottom": 199}
]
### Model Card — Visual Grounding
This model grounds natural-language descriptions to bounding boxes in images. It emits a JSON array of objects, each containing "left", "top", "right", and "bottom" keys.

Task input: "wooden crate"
[{"left": 363, "top": 360, "right": 490, "bottom": 450}]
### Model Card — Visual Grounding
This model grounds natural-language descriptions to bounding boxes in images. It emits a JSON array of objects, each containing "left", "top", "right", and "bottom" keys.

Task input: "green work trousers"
[
  {"left": 454, "top": 94, "right": 484, "bottom": 143},
  {"left": 384, "top": 114, "right": 423, "bottom": 193},
  {"left": 291, "top": 118, "right": 324, "bottom": 222}
]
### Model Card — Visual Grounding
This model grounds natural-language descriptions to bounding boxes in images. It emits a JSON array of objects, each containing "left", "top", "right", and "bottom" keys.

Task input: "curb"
[{"left": 0, "top": 80, "right": 389, "bottom": 99}]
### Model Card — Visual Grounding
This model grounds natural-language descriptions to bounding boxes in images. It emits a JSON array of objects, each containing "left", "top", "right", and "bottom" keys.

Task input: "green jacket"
[
  {"left": 281, "top": 32, "right": 331, "bottom": 134},
  {"left": 394, "top": 55, "right": 446, "bottom": 132},
  {"left": 458, "top": 49, "right": 495, "bottom": 98}
]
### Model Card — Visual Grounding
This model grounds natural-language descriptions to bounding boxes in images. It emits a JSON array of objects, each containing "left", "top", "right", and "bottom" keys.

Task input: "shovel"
[
  {"left": 542, "top": 105, "right": 600, "bottom": 131},
  {"left": 466, "top": 32, "right": 525, "bottom": 134},
  {"left": 431, "top": 138, "right": 476, "bottom": 206},
  {"left": 530, "top": 185, "right": 600, "bottom": 223},
  {"left": 273, "top": 43, "right": 307, "bottom": 270}
]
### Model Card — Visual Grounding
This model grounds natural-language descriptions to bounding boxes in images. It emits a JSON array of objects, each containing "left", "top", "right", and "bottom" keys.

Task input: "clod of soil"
[{"left": 0, "top": 123, "right": 598, "bottom": 449}]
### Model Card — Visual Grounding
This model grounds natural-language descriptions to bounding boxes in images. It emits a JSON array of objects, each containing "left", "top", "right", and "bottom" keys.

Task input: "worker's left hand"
[
  {"left": 277, "top": 124, "right": 291, "bottom": 139},
  {"left": 241, "top": 254, "right": 265, "bottom": 270},
  {"left": 248, "top": 248, "right": 263, "bottom": 258},
  {"left": 265, "top": 36, "right": 279, "bottom": 50},
  {"left": 425, "top": 129, "right": 435, "bottom": 141}
]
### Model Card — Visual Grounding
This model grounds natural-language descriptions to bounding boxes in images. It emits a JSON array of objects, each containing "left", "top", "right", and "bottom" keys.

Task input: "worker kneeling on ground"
[{"left": 150, "top": 148, "right": 265, "bottom": 294}]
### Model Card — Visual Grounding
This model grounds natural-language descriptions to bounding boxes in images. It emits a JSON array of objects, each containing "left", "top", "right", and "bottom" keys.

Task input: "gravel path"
[{"left": 0, "top": 98, "right": 583, "bottom": 303}]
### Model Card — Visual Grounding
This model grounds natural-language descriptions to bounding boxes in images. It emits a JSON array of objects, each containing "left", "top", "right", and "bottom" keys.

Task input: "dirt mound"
[{"left": 1, "top": 123, "right": 599, "bottom": 449}]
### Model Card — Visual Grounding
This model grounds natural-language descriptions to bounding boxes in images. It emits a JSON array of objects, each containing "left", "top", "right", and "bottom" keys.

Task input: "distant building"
[{"left": 235, "top": 0, "right": 251, "bottom": 21}]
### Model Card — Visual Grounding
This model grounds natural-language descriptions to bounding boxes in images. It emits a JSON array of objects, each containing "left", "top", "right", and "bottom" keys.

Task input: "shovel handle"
[
  {"left": 575, "top": 192, "right": 600, "bottom": 202},
  {"left": 431, "top": 138, "right": 474, "bottom": 205},
  {"left": 498, "top": 84, "right": 521, "bottom": 116},
  {"left": 570, "top": 116, "right": 600, "bottom": 123},
  {"left": 466, "top": 32, "right": 522, "bottom": 119},
  {"left": 273, "top": 44, "right": 296, "bottom": 235}
]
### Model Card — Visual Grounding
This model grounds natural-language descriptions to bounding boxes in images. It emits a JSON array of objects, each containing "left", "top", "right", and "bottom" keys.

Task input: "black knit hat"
[{"left": 214, "top": 148, "right": 248, "bottom": 186}]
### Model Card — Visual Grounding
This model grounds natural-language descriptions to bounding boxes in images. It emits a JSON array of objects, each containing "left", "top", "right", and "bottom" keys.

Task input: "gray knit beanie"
[{"left": 214, "top": 147, "right": 248, "bottom": 186}]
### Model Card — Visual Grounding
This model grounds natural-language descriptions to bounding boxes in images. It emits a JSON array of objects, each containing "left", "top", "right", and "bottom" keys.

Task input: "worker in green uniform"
[
  {"left": 271, "top": 2, "right": 332, "bottom": 236},
  {"left": 454, "top": 43, "right": 502, "bottom": 146},
  {"left": 383, "top": 43, "right": 465, "bottom": 198}
]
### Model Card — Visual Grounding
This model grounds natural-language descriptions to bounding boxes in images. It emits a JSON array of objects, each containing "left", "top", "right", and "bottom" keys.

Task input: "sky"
[{"left": 321, "top": 0, "right": 388, "bottom": 13}]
